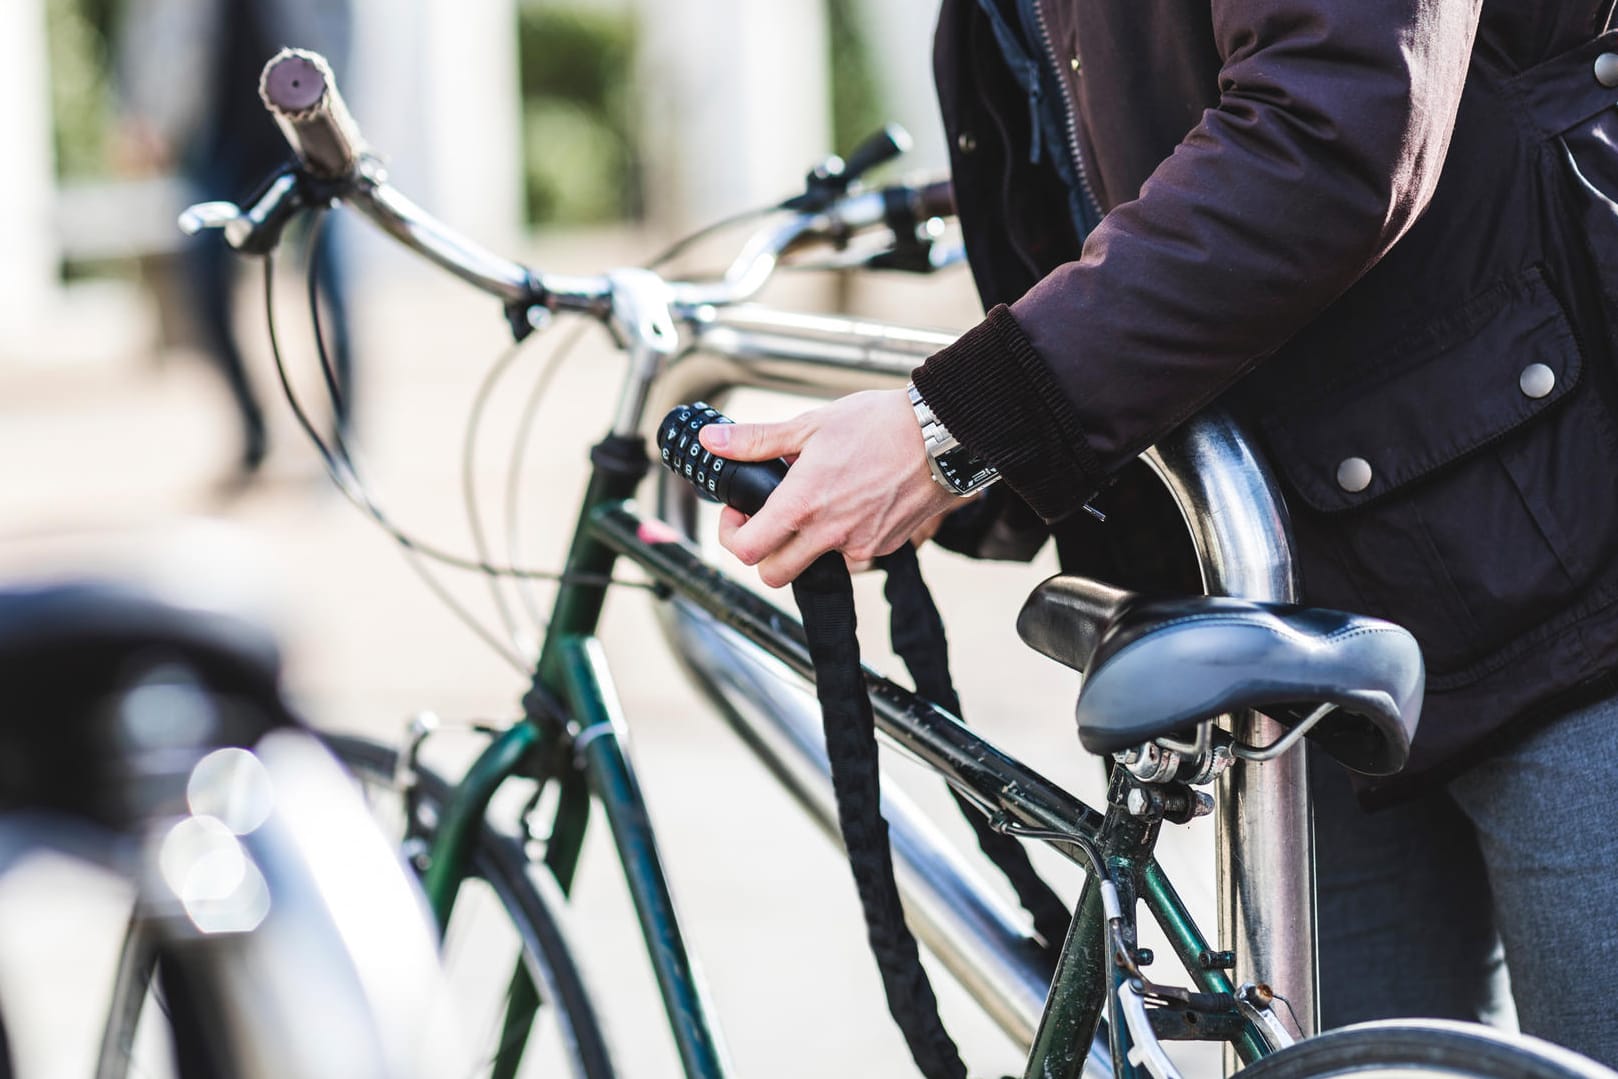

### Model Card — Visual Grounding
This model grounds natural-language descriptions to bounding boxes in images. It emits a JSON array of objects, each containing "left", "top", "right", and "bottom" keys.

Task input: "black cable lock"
[
  {"left": 878, "top": 542, "right": 1072, "bottom": 957},
  {"left": 792, "top": 553, "right": 969, "bottom": 1079},
  {"left": 657, "top": 404, "right": 1069, "bottom": 1078}
]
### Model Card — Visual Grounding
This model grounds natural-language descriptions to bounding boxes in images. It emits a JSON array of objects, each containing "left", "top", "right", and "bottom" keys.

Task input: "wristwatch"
[{"left": 907, "top": 382, "right": 1001, "bottom": 496}]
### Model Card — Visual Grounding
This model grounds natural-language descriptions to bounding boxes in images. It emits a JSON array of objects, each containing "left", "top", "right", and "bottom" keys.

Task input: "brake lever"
[
  {"left": 178, "top": 166, "right": 308, "bottom": 255},
  {"left": 782, "top": 124, "right": 913, "bottom": 213},
  {"left": 178, "top": 201, "right": 244, "bottom": 235}
]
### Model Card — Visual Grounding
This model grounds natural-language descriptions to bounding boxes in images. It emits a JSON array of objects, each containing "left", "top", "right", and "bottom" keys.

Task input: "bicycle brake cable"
[
  {"left": 502, "top": 321, "right": 592, "bottom": 633},
  {"left": 462, "top": 331, "right": 539, "bottom": 653},
  {"left": 492, "top": 205, "right": 768, "bottom": 638},
  {"left": 288, "top": 212, "right": 656, "bottom": 600},
  {"left": 641, "top": 204, "right": 776, "bottom": 271},
  {"left": 261, "top": 232, "right": 657, "bottom": 667},
  {"left": 268, "top": 241, "right": 527, "bottom": 669}
]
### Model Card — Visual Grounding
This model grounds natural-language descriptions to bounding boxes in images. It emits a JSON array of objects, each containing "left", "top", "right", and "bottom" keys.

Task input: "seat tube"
[
  {"left": 535, "top": 433, "right": 651, "bottom": 688},
  {"left": 1143, "top": 408, "right": 1316, "bottom": 1064}
]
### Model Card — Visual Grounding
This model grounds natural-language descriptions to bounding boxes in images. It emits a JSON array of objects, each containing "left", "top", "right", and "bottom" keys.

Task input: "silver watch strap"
[{"left": 907, "top": 382, "right": 999, "bottom": 496}]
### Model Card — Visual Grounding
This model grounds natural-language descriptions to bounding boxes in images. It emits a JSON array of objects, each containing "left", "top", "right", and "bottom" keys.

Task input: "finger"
[
  {"left": 717, "top": 506, "right": 747, "bottom": 552},
  {"left": 724, "top": 510, "right": 796, "bottom": 567},
  {"left": 757, "top": 531, "right": 835, "bottom": 589},
  {"left": 699, "top": 414, "right": 810, "bottom": 461},
  {"left": 844, "top": 552, "right": 875, "bottom": 574},
  {"left": 726, "top": 481, "right": 812, "bottom": 566}
]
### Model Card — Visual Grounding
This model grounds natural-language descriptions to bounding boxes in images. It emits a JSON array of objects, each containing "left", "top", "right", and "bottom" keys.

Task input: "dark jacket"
[{"left": 912, "top": 0, "right": 1618, "bottom": 802}]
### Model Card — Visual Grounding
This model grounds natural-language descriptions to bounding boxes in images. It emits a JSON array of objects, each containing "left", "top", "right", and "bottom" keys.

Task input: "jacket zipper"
[{"left": 1030, "top": 0, "right": 1103, "bottom": 221}]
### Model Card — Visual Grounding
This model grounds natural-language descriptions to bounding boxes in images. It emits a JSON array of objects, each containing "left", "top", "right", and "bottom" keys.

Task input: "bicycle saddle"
[{"left": 1015, "top": 575, "right": 1424, "bottom": 775}]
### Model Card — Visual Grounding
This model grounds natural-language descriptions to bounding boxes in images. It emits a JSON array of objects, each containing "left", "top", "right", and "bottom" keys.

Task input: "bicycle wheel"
[
  {"left": 1238, "top": 1020, "right": 1618, "bottom": 1078},
  {"left": 322, "top": 732, "right": 615, "bottom": 1079}
]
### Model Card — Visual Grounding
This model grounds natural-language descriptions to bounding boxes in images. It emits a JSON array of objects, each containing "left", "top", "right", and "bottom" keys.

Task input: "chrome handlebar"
[
  {"left": 343, "top": 161, "right": 561, "bottom": 308},
  {"left": 180, "top": 154, "right": 941, "bottom": 324},
  {"left": 182, "top": 46, "right": 954, "bottom": 329}
]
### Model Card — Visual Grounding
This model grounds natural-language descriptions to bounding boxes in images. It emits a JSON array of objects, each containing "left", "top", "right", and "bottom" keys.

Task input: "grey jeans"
[{"left": 1313, "top": 690, "right": 1618, "bottom": 1067}]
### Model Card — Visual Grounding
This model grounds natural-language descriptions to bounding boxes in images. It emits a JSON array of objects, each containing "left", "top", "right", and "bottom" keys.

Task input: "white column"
[
  {"left": 851, "top": 0, "right": 949, "bottom": 174},
  {"left": 419, "top": 0, "right": 525, "bottom": 247},
  {"left": 351, "top": 0, "right": 524, "bottom": 248},
  {"left": 348, "top": 0, "right": 429, "bottom": 191},
  {"left": 344, "top": 0, "right": 523, "bottom": 278},
  {"left": 0, "top": 0, "right": 60, "bottom": 357},
  {"left": 636, "top": 0, "right": 832, "bottom": 232}
]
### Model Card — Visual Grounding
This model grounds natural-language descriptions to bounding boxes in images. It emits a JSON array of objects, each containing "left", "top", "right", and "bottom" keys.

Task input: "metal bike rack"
[{"left": 646, "top": 304, "right": 1313, "bottom": 1072}]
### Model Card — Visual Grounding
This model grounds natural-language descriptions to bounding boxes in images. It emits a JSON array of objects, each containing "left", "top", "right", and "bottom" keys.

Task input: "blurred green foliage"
[
  {"left": 46, "top": 0, "right": 117, "bottom": 179},
  {"left": 827, "top": 0, "right": 885, "bottom": 161},
  {"left": 44, "top": 0, "right": 883, "bottom": 223},
  {"left": 518, "top": 4, "right": 640, "bottom": 226}
]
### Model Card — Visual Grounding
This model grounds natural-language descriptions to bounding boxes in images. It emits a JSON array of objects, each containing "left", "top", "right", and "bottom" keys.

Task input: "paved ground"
[{"left": 0, "top": 228, "right": 1218, "bottom": 1077}]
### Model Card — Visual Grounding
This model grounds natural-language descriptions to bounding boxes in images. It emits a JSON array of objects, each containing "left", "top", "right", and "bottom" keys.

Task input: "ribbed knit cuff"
[{"left": 911, "top": 305, "right": 1101, "bottom": 522}]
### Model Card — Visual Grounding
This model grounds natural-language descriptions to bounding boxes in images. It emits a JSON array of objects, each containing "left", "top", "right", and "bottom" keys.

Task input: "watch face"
[{"left": 937, "top": 445, "right": 999, "bottom": 494}]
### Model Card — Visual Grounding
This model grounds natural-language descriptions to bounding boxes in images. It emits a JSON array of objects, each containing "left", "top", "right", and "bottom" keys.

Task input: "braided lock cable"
[
  {"left": 879, "top": 543, "right": 1072, "bottom": 956},
  {"left": 791, "top": 551, "right": 967, "bottom": 1079}
]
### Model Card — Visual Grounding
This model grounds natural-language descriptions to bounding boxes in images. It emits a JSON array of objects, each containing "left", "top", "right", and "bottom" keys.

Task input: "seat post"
[{"left": 1144, "top": 407, "right": 1317, "bottom": 1060}]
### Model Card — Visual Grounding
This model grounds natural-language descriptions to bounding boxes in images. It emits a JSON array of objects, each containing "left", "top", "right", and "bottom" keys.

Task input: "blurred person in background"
[{"left": 113, "top": 0, "right": 354, "bottom": 482}]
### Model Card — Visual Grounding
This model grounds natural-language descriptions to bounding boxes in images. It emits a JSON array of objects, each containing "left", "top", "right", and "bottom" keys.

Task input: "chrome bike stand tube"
[{"left": 1145, "top": 410, "right": 1316, "bottom": 1064}]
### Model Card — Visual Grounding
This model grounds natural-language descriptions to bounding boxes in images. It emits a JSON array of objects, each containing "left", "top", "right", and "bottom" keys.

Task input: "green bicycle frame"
[
  {"left": 415, "top": 436, "right": 1269, "bottom": 1078},
  {"left": 198, "top": 94, "right": 1311, "bottom": 1073}
]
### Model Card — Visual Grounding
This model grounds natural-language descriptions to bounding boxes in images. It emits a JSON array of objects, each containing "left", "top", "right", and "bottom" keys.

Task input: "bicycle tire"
[
  {"left": 1237, "top": 1020, "right": 1618, "bottom": 1078},
  {"left": 322, "top": 732, "right": 616, "bottom": 1079}
]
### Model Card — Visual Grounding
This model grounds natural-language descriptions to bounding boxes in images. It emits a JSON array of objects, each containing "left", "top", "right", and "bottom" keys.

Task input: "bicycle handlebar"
[
  {"left": 189, "top": 50, "right": 958, "bottom": 330},
  {"left": 259, "top": 48, "right": 364, "bottom": 180}
]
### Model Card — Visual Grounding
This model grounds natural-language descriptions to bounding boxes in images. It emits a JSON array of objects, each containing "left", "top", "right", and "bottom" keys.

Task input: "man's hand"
[{"left": 699, "top": 389, "right": 959, "bottom": 587}]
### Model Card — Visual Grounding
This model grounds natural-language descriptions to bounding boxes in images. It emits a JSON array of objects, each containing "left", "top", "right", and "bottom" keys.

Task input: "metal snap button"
[
  {"left": 1519, "top": 362, "right": 1556, "bottom": 399},
  {"left": 1596, "top": 52, "right": 1618, "bottom": 88},
  {"left": 1336, "top": 457, "right": 1373, "bottom": 493},
  {"left": 956, "top": 131, "right": 978, "bottom": 155}
]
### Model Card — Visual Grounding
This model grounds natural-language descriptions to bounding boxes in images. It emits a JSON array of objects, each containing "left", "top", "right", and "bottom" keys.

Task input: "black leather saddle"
[
  {"left": 1015, "top": 575, "right": 1424, "bottom": 775},
  {"left": 0, "top": 581, "right": 290, "bottom": 824}
]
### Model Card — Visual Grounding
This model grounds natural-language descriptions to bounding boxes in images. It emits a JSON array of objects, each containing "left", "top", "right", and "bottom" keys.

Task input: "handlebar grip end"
[
  {"left": 259, "top": 48, "right": 364, "bottom": 180},
  {"left": 842, "top": 124, "right": 912, "bottom": 184},
  {"left": 262, "top": 51, "right": 327, "bottom": 113}
]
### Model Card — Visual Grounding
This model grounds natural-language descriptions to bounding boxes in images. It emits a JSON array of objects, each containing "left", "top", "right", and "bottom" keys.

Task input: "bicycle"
[
  {"left": 0, "top": 571, "right": 467, "bottom": 1077},
  {"left": 176, "top": 47, "right": 1618, "bottom": 1079}
]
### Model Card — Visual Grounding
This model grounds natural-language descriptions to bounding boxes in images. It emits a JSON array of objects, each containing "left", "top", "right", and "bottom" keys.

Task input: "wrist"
[{"left": 906, "top": 381, "right": 1001, "bottom": 497}]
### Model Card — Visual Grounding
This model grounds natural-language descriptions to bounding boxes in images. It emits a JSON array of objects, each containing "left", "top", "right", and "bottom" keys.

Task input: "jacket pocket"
[
  {"left": 1261, "top": 265, "right": 1618, "bottom": 677},
  {"left": 1509, "top": 31, "right": 1618, "bottom": 346}
]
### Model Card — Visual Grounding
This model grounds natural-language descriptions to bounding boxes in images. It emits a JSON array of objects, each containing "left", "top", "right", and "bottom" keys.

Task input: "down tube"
[
  {"left": 591, "top": 500, "right": 1120, "bottom": 1078},
  {"left": 558, "top": 633, "right": 733, "bottom": 1079}
]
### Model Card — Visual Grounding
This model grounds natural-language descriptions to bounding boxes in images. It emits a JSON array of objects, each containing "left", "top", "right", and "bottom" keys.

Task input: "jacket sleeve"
[{"left": 911, "top": 0, "right": 1482, "bottom": 522}]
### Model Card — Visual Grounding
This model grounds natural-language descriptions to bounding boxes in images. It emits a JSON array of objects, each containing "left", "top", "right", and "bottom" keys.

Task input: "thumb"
[{"left": 699, "top": 416, "right": 808, "bottom": 461}]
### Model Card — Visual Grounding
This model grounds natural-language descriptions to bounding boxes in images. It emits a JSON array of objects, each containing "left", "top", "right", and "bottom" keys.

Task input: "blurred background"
[{"left": 0, "top": 2, "right": 1216, "bottom": 1075}]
